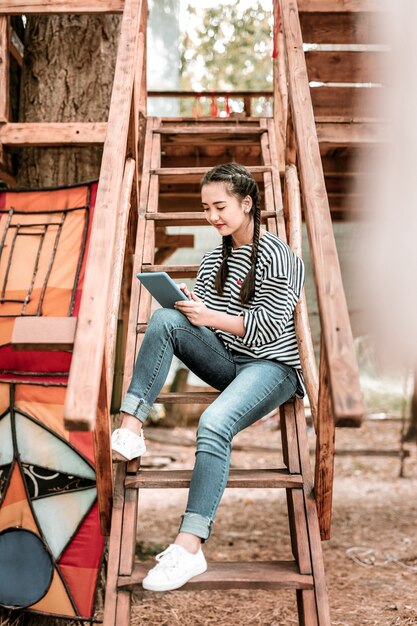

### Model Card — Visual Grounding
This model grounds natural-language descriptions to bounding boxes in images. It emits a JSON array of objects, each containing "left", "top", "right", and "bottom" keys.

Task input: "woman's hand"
[
  {"left": 174, "top": 291, "right": 213, "bottom": 327},
  {"left": 178, "top": 282, "right": 192, "bottom": 299}
]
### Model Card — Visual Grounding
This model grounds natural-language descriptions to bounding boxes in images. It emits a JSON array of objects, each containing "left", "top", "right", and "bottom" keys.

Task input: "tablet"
[{"left": 136, "top": 272, "right": 189, "bottom": 308}]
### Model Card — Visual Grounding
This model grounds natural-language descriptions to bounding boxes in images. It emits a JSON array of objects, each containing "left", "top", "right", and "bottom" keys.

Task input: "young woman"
[{"left": 111, "top": 163, "right": 306, "bottom": 592}]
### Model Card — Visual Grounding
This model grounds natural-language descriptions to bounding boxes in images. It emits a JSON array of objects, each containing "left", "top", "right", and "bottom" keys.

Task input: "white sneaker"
[
  {"left": 111, "top": 428, "right": 146, "bottom": 462},
  {"left": 142, "top": 544, "right": 207, "bottom": 592}
]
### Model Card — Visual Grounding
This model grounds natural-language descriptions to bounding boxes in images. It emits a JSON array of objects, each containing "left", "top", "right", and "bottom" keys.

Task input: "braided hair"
[{"left": 201, "top": 163, "right": 261, "bottom": 306}]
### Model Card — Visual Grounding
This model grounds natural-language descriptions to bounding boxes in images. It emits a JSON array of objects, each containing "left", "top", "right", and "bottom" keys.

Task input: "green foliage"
[{"left": 179, "top": 1, "right": 273, "bottom": 114}]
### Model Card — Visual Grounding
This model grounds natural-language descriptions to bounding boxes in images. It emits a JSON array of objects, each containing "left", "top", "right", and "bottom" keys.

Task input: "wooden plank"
[
  {"left": 297, "top": 589, "right": 319, "bottom": 626},
  {"left": 1, "top": 1, "right": 124, "bottom": 14},
  {"left": 156, "top": 391, "right": 219, "bottom": 403},
  {"left": 0, "top": 122, "right": 107, "bottom": 146},
  {"left": 281, "top": 0, "right": 364, "bottom": 425},
  {"left": 146, "top": 211, "right": 276, "bottom": 227},
  {"left": 155, "top": 126, "right": 267, "bottom": 135},
  {"left": 93, "top": 357, "right": 113, "bottom": 536},
  {"left": 119, "top": 560, "right": 314, "bottom": 591},
  {"left": 311, "top": 86, "right": 386, "bottom": 122},
  {"left": 125, "top": 468, "right": 303, "bottom": 490},
  {"left": 281, "top": 402, "right": 311, "bottom": 573},
  {"left": 286, "top": 164, "right": 319, "bottom": 430},
  {"left": 298, "top": 11, "right": 387, "bottom": 45},
  {"left": 106, "top": 158, "right": 135, "bottom": 410},
  {"left": 11, "top": 317, "right": 76, "bottom": 351},
  {"left": 314, "top": 337, "right": 335, "bottom": 541},
  {"left": 305, "top": 50, "right": 387, "bottom": 84},
  {"left": 102, "top": 464, "right": 127, "bottom": 626},
  {"left": 141, "top": 264, "right": 199, "bottom": 277},
  {"left": 155, "top": 232, "right": 194, "bottom": 250},
  {"left": 10, "top": 28, "right": 24, "bottom": 67},
  {"left": 263, "top": 117, "right": 286, "bottom": 239},
  {"left": 153, "top": 165, "right": 272, "bottom": 184},
  {"left": 297, "top": 0, "right": 388, "bottom": 12},
  {"left": 297, "top": 0, "right": 389, "bottom": 14},
  {"left": 114, "top": 591, "right": 131, "bottom": 626},
  {"left": 64, "top": 0, "right": 144, "bottom": 431},
  {"left": 316, "top": 122, "right": 389, "bottom": 147},
  {"left": 0, "top": 17, "right": 9, "bottom": 122},
  {"left": 293, "top": 399, "right": 331, "bottom": 626},
  {"left": 118, "top": 487, "right": 138, "bottom": 576},
  {"left": 122, "top": 118, "right": 154, "bottom": 393}
]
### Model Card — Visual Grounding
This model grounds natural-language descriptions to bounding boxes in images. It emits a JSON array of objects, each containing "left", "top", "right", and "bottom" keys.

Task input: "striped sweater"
[{"left": 193, "top": 230, "right": 306, "bottom": 399}]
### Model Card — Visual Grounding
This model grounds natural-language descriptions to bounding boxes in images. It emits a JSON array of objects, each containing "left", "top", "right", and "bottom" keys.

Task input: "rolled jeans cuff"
[
  {"left": 119, "top": 394, "right": 151, "bottom": 423},
  {"left": 179, "top": 512, "right": 213, "bottom": 542}
]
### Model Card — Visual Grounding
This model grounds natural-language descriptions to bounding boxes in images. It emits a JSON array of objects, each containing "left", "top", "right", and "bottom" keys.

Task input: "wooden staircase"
[
  {"left": 1, "top": 1, "right": 366, "bottom": 624},
  {"left": 103, "top": 117, "right": 331, "bottom": 626}
]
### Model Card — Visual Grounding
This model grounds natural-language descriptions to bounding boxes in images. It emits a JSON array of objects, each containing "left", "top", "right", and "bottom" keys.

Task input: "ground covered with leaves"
[{"left": 128, "top": 416, "right": 417, "bottom": 626}]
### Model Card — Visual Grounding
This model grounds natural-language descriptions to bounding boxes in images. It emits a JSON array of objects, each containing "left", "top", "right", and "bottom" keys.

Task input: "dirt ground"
[{"left": 127, "top": 416, "right": 417, "bottom": 626}]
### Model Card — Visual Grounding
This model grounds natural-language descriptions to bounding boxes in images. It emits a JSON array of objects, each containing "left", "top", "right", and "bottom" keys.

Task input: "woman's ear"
[{"left": 243, "top": 195, "right": 253, "bottom": 214}]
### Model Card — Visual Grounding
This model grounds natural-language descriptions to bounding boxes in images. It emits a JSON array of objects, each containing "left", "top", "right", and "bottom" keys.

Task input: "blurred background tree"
[{"left": 179, "top": 1, "right": 272, "bottom": 116}]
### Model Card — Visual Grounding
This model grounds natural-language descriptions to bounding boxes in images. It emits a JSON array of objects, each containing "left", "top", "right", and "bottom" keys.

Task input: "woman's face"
[{"left": 201, "top": 182, "right": 253, "bottom": 242}]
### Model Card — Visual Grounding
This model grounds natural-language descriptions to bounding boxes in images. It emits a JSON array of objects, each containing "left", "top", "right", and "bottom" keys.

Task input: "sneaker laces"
[{"left": 154, "top": 545, "right": 182, "bottom": 570}]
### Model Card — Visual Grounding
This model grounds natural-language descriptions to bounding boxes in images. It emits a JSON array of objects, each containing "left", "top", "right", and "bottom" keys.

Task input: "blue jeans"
[{"left": 121, "top": 308, "right": 298, "bottom": 541}]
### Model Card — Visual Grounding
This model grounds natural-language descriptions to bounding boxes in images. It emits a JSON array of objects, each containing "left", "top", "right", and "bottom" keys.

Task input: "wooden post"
[
  {"left": 314, "top": 336, "right": 335, "bottom": 541},
  {"left": 93, "top": 356, "right": 113, "bottom": 536},
  {"left": 106, "top": 158, "right": 136, "bottom": 410},
  {"left": 285, "top": 163, "right": 319, "bottom": 430},
  {"left": 0, "top": 16, "right": 9, "bottom": 122}
]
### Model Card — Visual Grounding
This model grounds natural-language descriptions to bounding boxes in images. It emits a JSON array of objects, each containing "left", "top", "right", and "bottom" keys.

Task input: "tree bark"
[{"left": 16, "top": 14, "right": 120, "bottom": 187}]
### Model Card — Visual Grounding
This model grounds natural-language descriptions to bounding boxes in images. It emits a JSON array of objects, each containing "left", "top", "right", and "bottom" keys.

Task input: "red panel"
[{"left": 58, "top": 502, "right": 104, "bottom": 617}]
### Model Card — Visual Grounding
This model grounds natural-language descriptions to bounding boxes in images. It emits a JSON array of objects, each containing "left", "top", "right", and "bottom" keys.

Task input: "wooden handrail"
[
  {"left": 64, "top": 0, "right": 146, "bottom": 431},
  {"left": 285, "top": 164, "right": 319, "bottom": 430},
  {"left": 280, "top": 0, "right": 364, "bottom": 426}
]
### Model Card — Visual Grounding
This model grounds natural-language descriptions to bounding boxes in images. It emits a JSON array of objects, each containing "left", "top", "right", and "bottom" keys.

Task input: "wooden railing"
[
  {"left": 277, "top": 0, "right": 365, "bottom": 539},
  {"left": 61, "top": 0, "right": 147, "bottom": 535}
]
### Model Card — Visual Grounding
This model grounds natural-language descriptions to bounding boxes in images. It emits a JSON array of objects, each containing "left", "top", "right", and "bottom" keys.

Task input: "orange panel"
[
  {"left": 30, "top": 568, "right": 76, "bottom": 617},
  {"left": 0, "top": 466, "right": 39, "bottom": 535}
]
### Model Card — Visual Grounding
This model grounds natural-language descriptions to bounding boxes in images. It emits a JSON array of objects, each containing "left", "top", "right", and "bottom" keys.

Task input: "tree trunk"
[{"left": 16, "top": 14, "right": 120, "bottom": 187}]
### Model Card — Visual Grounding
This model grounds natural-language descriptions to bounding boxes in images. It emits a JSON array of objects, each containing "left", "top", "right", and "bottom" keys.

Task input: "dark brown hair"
[{"left": 201, "top": 163, "right": 261, "bottom": 305}]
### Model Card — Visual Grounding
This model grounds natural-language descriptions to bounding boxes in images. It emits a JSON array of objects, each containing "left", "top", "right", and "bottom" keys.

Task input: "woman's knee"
[
  {"left": 197, "top": 409, "right": 231, "bottom": 446},
  {"left": 148, "top": 307, "right": 184, "bottom": 333}
]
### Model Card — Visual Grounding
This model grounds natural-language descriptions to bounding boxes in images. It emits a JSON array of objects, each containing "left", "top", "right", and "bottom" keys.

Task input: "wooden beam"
[
  {"left": 11, "top": 317, "right": 77, "bottom": 351},
  {"left": 314, "top": 337, "right": 336, "bottom": 541},
  {"left": 306, "top": 50, "right": 388, "bottom": 84},
  {"left": 286, "top": 164, "right": 319, "bottom": 430},
  {"left": 106, "top": 157, "right": 135, "bottom": 410},
  {"left": 155, "top": 231, "right": 194, "bottom": 250},
  {"left": 281, "top": 0, "right": 364, "bottom": 425},
  {"left": 297, "top": 0, "right": 389, "bottom": 12},
  {"left": 0, "top": 17, "right": 9, "bottom": 122},
  {"left": 299, "top": 11, "right": 387, "bottom": 45},
  {"left": 64, "top": 0, "right": 144, "bottom": 431},
  {"left": 311, "top": 85, "right": 386, "bottom": 122},
  {"left": 0, "top": 1, "right": 124, "bottom": 14},
  {"left": 10, "top": 27, "right": 24, "bottom": 67},
  {"left": 0, "top": 122, "right": 107, "bottom": 146},
  {"left": 316, "top": 122, "right": 389, "bottom": 146}
]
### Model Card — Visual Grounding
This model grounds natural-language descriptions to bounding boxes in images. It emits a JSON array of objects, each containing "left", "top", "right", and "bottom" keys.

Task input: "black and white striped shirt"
[{"left": 193, "top": 231, "right": 306, "bottom": 398}]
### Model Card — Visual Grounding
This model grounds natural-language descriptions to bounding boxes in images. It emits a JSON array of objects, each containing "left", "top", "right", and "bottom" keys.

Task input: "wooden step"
[
  {"left": 155, "top": 126, "right": 267, "bottom": 135},
  {"left": 152, "top": 165, "right": 273, "bottom": 183},
  {"left": 146, "top": 211, "right": 276, "bottom": 227},
  {"left": 156, "top": 391, "right": 219, "bottom": 403},
  {"left": 118, "top": 560, "right": 313, "bottom": 591},
  {"left": 140, "top": 264, "right": 199, "bottom": 278},
  {"left": 125, "top": 468, "right": 303, "bottom": 490}
]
